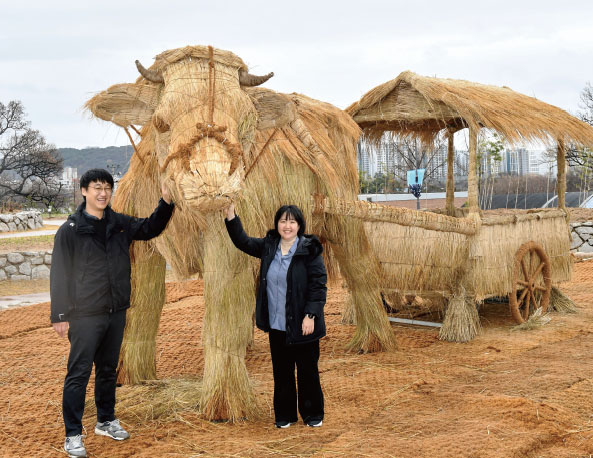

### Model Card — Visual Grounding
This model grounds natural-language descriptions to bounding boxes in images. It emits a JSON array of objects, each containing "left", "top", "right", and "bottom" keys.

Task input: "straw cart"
[{"left": 328, "top": 71, "right": 593, "bottom": 342}]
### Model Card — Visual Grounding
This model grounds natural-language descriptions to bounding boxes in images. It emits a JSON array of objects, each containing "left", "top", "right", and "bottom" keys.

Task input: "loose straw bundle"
[
  {"left": 438, "top": 289, "right": 481, "bottom": 342},
  {"left": 549, "top": 286, "right": 577, "bottom": 313},
  {"left": 511, "top": 307, "right": 551, "bottom": 331}
]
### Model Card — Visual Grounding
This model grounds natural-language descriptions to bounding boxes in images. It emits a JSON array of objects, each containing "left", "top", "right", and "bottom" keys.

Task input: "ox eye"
[{"left": 153, "top": 114, "right": 170, "bottom": 133}]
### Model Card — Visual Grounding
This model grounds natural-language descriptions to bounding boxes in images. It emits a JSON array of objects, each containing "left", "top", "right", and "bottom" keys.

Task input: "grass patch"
[
  {"left": 41, "top": 212, "right": 70, "bottom": 219},
  {"left": 0, "top": 234, "right": 55, "bottom": 247},
  {"left": 0, "top": 279, "right": 50, "bottom": 296},
  {"left": 0, "top": 235, "right": 55, "bottom": 254}
]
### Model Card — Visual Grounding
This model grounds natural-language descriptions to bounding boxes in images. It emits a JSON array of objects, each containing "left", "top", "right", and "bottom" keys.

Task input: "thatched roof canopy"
[{"left": 346, "top": 71, "right": 593, "bottom": 148}]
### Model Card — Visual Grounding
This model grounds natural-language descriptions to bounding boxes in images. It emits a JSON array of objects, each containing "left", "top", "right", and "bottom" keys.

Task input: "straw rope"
[
  {"left": 123, "top": 126, "right": 143, "bottom": 163},
  {"left": 129, "top": 125, "right": 141, "bottom": 136},
  {"left": 244, "top": 128, "right": 277, "bottom": 178},
  {"left": 281, "top": 128, "right": 319, "bottom": 177},
  {"left": 208, "top": 45, "right": 216, "bottom": 124},
  {"left": 481, "top": 209, "right": 567, "bottom": 226}
]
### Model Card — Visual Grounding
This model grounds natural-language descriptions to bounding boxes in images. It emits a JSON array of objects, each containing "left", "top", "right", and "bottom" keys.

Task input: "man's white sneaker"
[
  {"left": 94, "top": 418, "right": 130, "bottom": 440},
  {"left": 64, "top": 434, "right": 87, "bottom": 457}
]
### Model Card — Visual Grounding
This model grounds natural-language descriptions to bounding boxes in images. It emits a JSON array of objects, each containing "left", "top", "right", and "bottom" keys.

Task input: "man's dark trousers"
[
  {"left": 268, "top": 329, "right": 324, "bottom": 424},
  {"left": 63, "top": 310, "right": 126, "bottom": 436}
]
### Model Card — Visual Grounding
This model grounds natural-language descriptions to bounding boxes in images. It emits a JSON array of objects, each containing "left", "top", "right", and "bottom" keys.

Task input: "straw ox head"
[{"left": 86, "top": 46, "right": 299, "bottom": 211}]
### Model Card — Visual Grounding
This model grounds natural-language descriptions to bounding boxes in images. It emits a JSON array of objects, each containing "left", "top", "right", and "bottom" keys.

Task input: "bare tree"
[
  {"left": 377, "top": 135, "right": 448, "bottom": 187},
  {"left": 578, "top": 82, "right": 593, "bottom": 126},
  {"left": 542, "top": 83, "right": 593, "bottom": 168},
  {"left": 0, "top": 101, "right": 64, "bottom": 208}
]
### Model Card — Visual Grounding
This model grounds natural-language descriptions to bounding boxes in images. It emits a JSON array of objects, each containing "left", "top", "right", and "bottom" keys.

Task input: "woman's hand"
[
  {"left": 302, "top": 316, "right": 315, "bottom": 335},
  {"left": 225, "top": 202, "right": 236, "bottom": 221},
  {"left": 161, "top": 181, "right": 172, "bottom": 204}
]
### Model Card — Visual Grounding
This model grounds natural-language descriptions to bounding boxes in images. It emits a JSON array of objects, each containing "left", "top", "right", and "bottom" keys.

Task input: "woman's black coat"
[{"left": 225, "top": 215, "right": 327, "bottom": 345}]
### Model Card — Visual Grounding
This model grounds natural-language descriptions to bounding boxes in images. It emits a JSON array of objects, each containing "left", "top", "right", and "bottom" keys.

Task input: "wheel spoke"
[
  {"left": 518, "top": 287, "right": 529, "bottom": 304},
  {"left": 517, "top": 280, "right": 530, "bottom": 287},
  {"left": 530, "top": 290, "right": 538, "bottom": 307},
  {"left": 529, "top": 250, "right": 533, "bottom": 276},
  {"left": 521, "top": 259, "right": 529, "bottom": 281},
  {"left": 534, "top": 285, "right": 547, "bottom": 292},
  {"left": 530, "top": 262, "right": 545, "bottom": 283},
  {"left": 521, "top": 293, "right": 531, "bottom": 320}
]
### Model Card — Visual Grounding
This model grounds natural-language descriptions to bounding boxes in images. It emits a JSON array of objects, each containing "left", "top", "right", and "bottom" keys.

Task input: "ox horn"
[
  {"left": 135, "top": 60, "right": 164, "bottom": 83},
  {"left": 239, "top": 69, "right": 274, "bottom": 87}
]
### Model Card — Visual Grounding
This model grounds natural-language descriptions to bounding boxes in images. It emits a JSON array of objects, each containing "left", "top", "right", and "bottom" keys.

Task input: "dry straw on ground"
[
  {"left": 511, "top": 307, "right": 552, "bottom": 331},
  {"left": 549, "top": 286, "right": 578, "bottom": 313}
]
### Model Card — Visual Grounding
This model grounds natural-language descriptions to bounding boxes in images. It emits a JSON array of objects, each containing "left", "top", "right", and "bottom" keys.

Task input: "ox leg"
[
  {"left": 324, "top": 216, "right": 396, "bottom": 352},
  {"left": 200, "top": 216, "right": 257, "bottom": 421},
  {"left": 117, "top": 241, "right": 166, "bottom": 384}
]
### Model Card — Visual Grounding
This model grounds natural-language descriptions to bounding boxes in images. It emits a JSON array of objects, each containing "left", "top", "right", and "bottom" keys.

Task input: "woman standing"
[{"left": 225, "top": 203, "right": 326, "bottom": 428}]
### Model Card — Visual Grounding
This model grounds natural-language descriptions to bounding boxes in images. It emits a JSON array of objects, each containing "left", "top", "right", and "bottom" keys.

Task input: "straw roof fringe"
[{"left": 346, "top": 71, "right": 593, "bottom": 148}]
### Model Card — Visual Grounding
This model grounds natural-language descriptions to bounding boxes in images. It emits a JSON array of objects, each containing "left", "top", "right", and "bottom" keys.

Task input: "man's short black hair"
[
  {"left": 80, "top": 169, "right": 114, "bottom": 189},
  {"left": 274, "top": 205, "right": 306, "bottom": 237}
]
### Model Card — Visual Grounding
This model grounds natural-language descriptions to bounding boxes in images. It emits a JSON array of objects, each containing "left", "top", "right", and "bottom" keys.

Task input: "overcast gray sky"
[{"left": 1, "top": 0, "right": 592, "bottom": 149}]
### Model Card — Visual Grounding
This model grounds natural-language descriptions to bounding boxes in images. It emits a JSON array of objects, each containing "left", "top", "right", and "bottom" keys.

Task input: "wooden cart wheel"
[{"left": 509, "top": 241, "right": 552, "bottom": 323}]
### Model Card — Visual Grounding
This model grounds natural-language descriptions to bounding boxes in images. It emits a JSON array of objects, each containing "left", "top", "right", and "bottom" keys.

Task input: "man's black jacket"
[
  {"left": 225, "top": 215, "right": 327, "bottom": 345},
  {"left": 50, "top": 199, "right": 174, "bottom": 323}
]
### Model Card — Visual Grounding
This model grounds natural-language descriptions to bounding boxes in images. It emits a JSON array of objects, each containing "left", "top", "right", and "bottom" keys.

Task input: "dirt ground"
[{"left": 2, "top": 264, "right": 593, "bottom": 457}]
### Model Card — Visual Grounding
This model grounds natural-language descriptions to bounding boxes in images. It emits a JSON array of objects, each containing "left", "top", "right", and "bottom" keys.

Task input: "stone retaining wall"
[
  {"left": 0, "top": 251, "right": 51, "bottom": 281},
  {"left": 0, "top": 211, "right": 43, "bottom": 232},
  {"left": 571, "top": 222, "right": 593, "bottom": 253}
]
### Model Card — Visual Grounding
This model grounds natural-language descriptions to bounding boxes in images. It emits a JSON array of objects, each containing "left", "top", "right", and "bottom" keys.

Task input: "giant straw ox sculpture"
[{"left": 85, "top": 45, "right": 395, "bottom": 420}]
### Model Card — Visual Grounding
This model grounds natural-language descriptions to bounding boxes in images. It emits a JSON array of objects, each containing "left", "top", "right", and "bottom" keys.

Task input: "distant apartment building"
[
  {"left": 499, "top": 148, "right": 530, "bottom": 175},
  {"left": 375, "top": 140, "right": 400, "bottom": 176},
  {"left": 60, "top": 167, "right": 78, "bottom": 188},
  {"left": 358, "top": 139, "right": 468, "bottom": 181},
  {"left": 357, "top": 141, "right": 374, "bottom": 176},
  {"left": 428, "top": 144, "right": 447, "bottom": 180},
  {"left": 481, "top": 148, "right": 554, "bottom": 177},
  {"left": 359, "top": 136, "right": 560, "bottom": 183},
  {"left": 455, "top": 150, "right": 469, "bottom": 177}
]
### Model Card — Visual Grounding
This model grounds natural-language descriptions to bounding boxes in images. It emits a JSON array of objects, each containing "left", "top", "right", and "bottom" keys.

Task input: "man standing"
[{"left": 50, "top": 169, "right": 174, "bottom": 458}]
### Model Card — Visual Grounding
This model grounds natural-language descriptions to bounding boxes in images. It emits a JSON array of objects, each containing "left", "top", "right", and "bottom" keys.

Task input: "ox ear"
[
  {"left": 245, "top": 87, "right": 296, "bottom": 130},
  {"left": 85, "top": 83, "right": 161, "bottom": 127}
]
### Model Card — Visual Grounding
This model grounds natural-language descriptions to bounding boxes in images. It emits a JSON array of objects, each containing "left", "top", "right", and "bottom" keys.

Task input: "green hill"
[{"left": 58, "top": 145, "right": 134, "bottom": 176}]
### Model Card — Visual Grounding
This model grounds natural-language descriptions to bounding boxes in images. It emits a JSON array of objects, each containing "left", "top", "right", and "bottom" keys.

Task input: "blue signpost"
[{"left": 407, "top": 169, "right": 425, "bottom": 209}]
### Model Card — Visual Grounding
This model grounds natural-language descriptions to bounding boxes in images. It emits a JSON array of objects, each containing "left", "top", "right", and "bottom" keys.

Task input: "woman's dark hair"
[
  {"left": 274, "top": 205, "right": 305, "bottom": 237},
  {"left": 80, "top": 168, "right": 114, "bottom": 189}
]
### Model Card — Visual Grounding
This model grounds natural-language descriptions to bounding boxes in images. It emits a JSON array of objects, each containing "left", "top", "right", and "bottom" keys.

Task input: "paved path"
[
  {"left": 0, "top": 292, "right": 50, "bottom": 310},
  {"left": 0, "top": 220, "right": 67, "bottom": 239}
]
